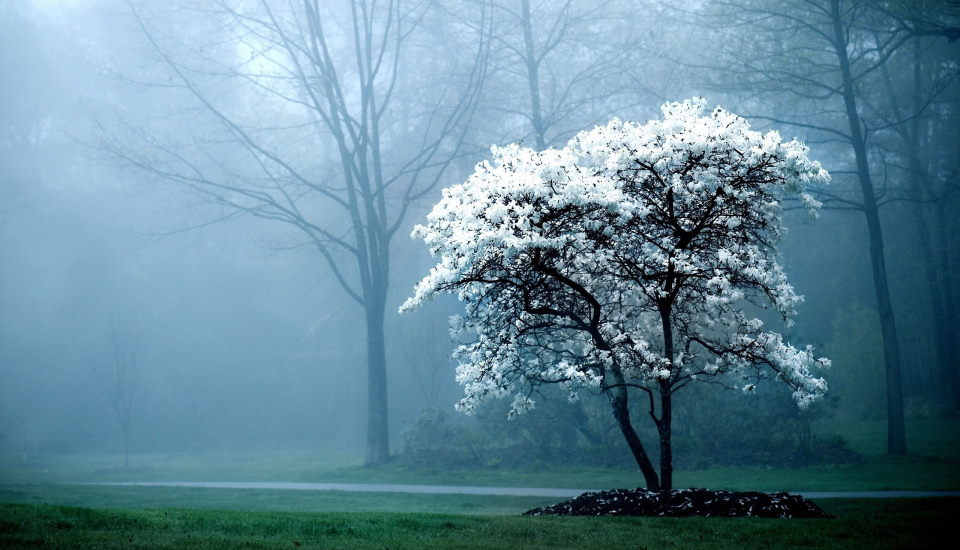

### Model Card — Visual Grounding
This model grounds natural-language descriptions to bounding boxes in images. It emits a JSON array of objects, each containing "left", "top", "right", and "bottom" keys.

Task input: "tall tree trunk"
[
  {"left": 933, "top": 200, "right": 960, "bottom": 409},
  {"left": 364, "top": 291, "right": 390, "bottom": 465},
  {"left": 657, "top": 384, "right": 673, "bottom": 492},
  {"left": 830, "top": 0, "right": 906, "bottom": 454},
  {"left": 921, "top": 43, "right": 960, "bottom": 409},
  {"left": 905, "top": 35, "right": 958, "bottom": 407},
  {"left": 657, "top": 308, "right": 674, "bottom": 492},
  {"left": 520, "top": 0, "right": 547, "bottom": 149},
  {"left": 910, "top": 195, "right": 951, "bottom": 397}
]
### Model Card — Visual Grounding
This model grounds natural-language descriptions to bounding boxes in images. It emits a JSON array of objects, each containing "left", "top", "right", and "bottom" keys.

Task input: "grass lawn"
[
  {"left": 0, "top": 418, "right": 956, "bottom": 548},
  {"left": 1, "top": 447, "right": 957, "bottom": 496},
  {"left": 0, "top": 484, "right": 556, "bottom": 515},
  {"left": 0, "top": 417, "right": 956, "bottom": 516},
  {"left": 0, "top": 498, "right": 955, "bottom": 549}
]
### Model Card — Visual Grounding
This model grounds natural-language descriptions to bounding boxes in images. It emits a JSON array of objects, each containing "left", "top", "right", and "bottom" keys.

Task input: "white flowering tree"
[{"left": 402, "top": 99, "right": 831, "bottom": 492}]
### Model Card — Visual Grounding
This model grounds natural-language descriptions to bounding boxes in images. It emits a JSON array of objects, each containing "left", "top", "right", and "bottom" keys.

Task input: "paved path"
[
  {"left": 83, "top": 482, "right": 583, "bottom": 498},
  {"left": 79, "top": 481, "right": 960, "bottom": 499}
]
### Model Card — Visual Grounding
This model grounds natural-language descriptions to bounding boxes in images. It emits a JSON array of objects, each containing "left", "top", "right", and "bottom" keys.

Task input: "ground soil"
[{"left": 523, "top": 488, "right": 834, "bottom": 518}]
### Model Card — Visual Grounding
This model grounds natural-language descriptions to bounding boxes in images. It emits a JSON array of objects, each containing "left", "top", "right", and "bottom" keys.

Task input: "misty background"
[{"left": 1, "top": 0, "right": 957, "bottom": 470}]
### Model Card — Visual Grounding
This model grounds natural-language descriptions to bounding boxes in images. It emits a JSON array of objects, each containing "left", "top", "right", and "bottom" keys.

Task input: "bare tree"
[
  {"left": 472, "top": 0, "right": 647, "bottom": 149},
  {"left": 97, "top": 321, "right": 139, "bottom": 469},
  {"left": 678, "top": 0, "right": 960, "bottom": 454},
  {"left": 870, "top": 1, "right": 960, "bottom": 408},
  {"left": 0, "top": 0, "right": 56, "bottom": 217},
  {"left": 101, "top": 0, "right": 489, "bottom": 464}
]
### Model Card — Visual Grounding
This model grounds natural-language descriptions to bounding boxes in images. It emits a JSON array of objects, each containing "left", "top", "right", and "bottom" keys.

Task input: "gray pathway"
[
  {"left": 83, "top": 481, "right": 583, "bottom": 498},
  {"left": 79, "top": 481, "right": 960, "bottom": 499}
]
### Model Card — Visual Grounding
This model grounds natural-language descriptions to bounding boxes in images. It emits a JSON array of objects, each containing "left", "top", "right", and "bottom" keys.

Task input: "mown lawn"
[
  {"left": 0, "top": 417, "right": 956, "bottom": 519},
  {"left": 0, "top": 418, "right": 956, "bottom": 548},
  {"left": 2, "top": 418, "right": 957, "bottom": 492},
  {"left": 0, "top": 484, "right": 556, "bottom": 515},
  {"left": 0, "top": 498, "right": 955, "bottom": 549},
  {"left": 1, "top": 450, "right": 957, "bottom": 497}
]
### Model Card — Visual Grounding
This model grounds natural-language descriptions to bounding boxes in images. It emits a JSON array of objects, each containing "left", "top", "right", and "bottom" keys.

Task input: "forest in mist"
[{"left": 1, "top": 0, "right": 958, "bottom": 473}]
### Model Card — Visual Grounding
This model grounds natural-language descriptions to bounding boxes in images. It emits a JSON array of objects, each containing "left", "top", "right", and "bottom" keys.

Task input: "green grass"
[
  {"left": 0, "top": 484, "right": 555, "bottom": 515},
  {"left": 0, "top": 418, "right": 955, "bottom": 548},
  {"left": 0, "top": 453, "right": 956, "bottom": 516},
  {"left": 0, "top": 416, "right": 956, "bottom": 518},
  {"left": 2, "top": 450, "right": 957, "bottom": 495},
  {"left": 0, "top": 498, "right": 955, "bottom": 549},
  {"left": 0, "top": 450, "right": 367, "bottom": 485}
]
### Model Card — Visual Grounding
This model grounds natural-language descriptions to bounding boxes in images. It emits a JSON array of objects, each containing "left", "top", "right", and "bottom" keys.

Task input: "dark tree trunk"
[
  {"left": 608, "top": 384, "right": 660, "bottom": 492},
  {"left": 933, "top": 200, "right": 960, "bottom": 409},
  {"left": 657, "top": 383, "right": 673, "bottom": 492},
  {"left": 911, "top": 196, "right": 952, "bottom": 396},
  {"left": 830, "top": 0, "right": 906, "bottom": 454},
  {"left": 916, "top": 33, "right": 960, "bottom": 409},
  {"left": 657, "top": 308, "right": 675, "bottom": 492}
]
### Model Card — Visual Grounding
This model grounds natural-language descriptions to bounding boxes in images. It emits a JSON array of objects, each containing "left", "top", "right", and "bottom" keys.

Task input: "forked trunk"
[{"left": 608, "top": 385, "right": 660, "bottom": 491}]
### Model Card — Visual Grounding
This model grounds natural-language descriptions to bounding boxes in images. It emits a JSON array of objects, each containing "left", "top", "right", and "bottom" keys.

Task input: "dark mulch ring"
[{"left": 523, "top": 488, "right": 834, "bottom": 518}]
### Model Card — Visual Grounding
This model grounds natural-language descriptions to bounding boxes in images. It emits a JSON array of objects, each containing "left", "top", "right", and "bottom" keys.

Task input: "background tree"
[
  {"left": 869, "top": 0, "right": 960, "bottom": 408},
  {"left": 103, "top": 0, "right": 490, "bottom": 464},
  {"left": 477, "top": 0, "right": 641, "bottom": 149},
  {"left": 97, "top": 321, "right": 139, "bottom": 469},
  {"left": 679, "top": 0, "right": 960, "bottom": 453},
  {"left": 404, "top": 100, "right": 831, "bottom": 491},
  {"left": 0, "top": 0, "right": 58, "bottom": 216}
]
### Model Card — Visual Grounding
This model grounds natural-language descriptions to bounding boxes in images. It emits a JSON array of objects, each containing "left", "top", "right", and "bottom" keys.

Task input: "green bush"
[{"left": 398, "top": 381, "right": 861, "bottom": 470}]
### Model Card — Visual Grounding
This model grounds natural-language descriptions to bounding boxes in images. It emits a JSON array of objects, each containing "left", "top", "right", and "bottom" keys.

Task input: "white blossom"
[{"left": 403, "top": 98, "right": 831, "bottom": 417}]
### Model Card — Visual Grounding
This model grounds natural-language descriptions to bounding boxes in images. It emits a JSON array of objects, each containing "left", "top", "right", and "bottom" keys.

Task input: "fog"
[{"left": 1, "top": 0, "right": 957, "bottom": 474}]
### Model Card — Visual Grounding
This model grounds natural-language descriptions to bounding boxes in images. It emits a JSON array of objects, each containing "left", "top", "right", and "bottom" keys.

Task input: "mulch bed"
[{"left": 523, "top": 488, "right": 834, "bottom": 518}]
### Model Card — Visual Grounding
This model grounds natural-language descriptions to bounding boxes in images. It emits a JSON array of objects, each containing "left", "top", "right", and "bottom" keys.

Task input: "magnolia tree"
[{"left": 402, "top": 99, "right": 831, "bottom": 492}]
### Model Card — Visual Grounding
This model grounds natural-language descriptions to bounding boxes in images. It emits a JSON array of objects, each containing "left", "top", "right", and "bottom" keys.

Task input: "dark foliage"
[
  {"left": 397, "top": 387, "right": 863, "bottom": 470},
  {"left": 670, "top": 386, "right": 863, "bottom": 469}
]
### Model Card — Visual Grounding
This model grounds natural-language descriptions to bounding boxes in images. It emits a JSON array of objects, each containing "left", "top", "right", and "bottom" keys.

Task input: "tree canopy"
[{"left": 404, "top": 99, "right": 831, "bottom": 490}]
